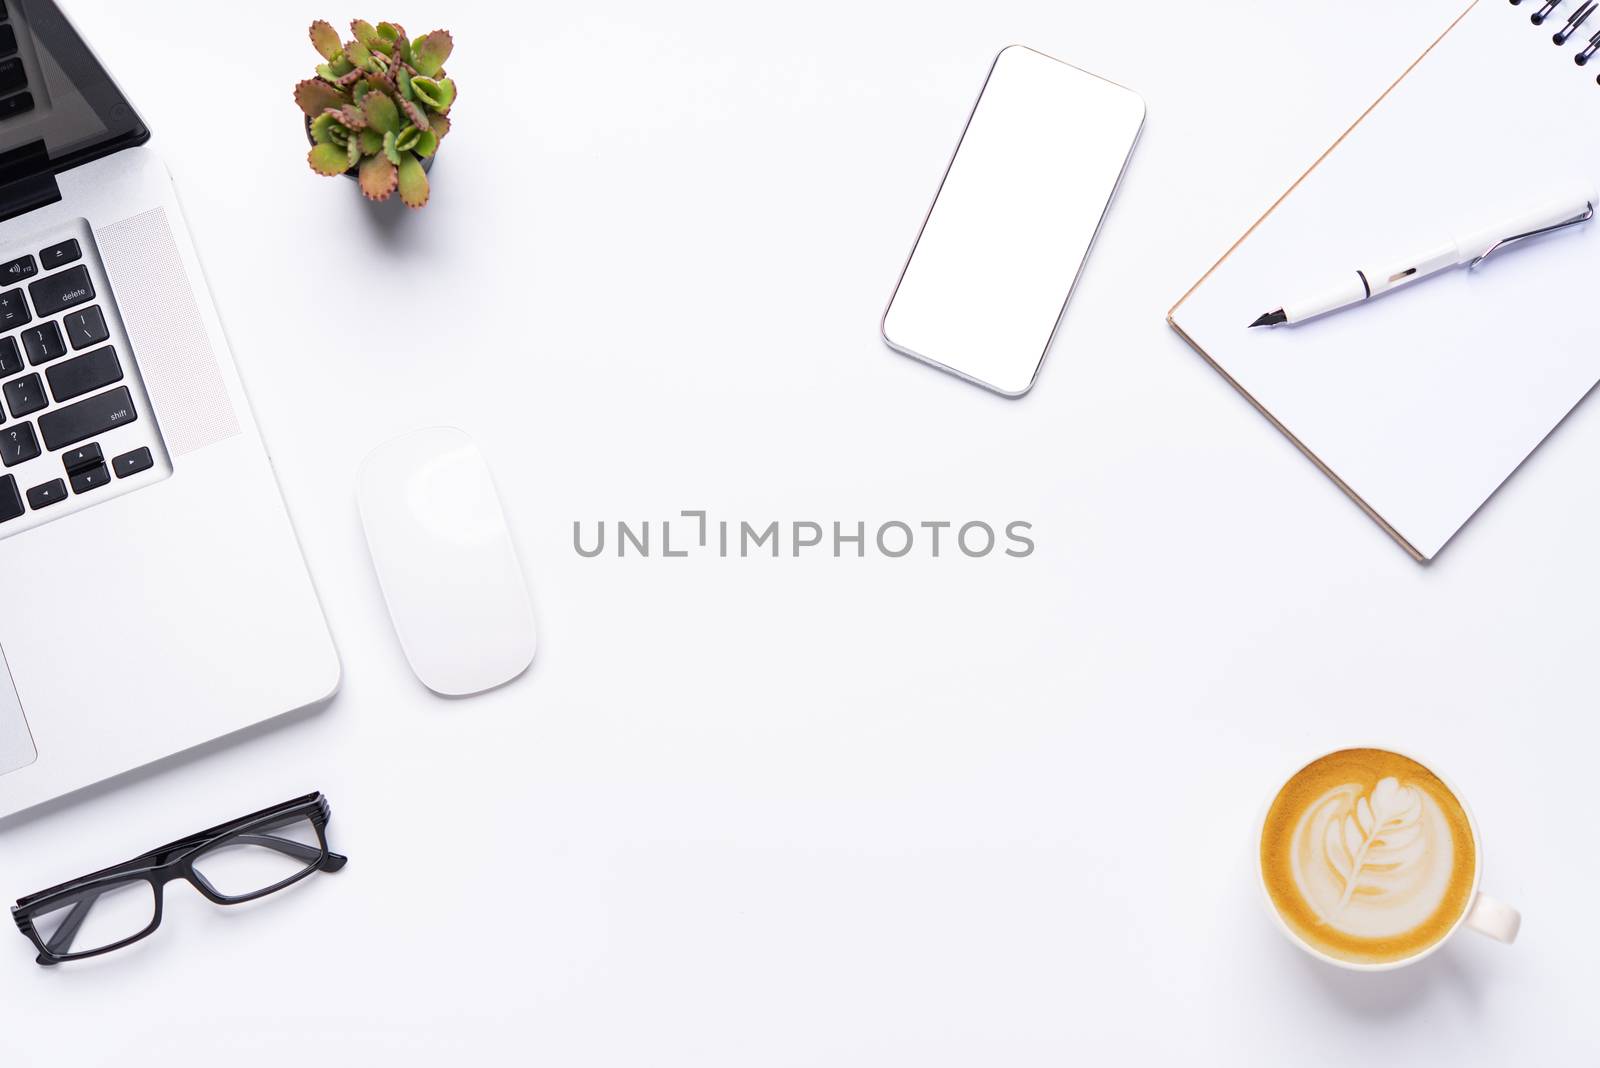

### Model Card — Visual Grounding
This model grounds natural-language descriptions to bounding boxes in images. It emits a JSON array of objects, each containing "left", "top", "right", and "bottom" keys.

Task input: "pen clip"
[{"left": 1468, "top": 201, "right": 1595, "bottom": 270}]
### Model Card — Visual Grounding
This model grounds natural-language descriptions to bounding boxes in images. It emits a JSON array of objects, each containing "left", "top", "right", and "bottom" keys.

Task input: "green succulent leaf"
[
  {"left": 426, "top": 110, "right": 451, "bottom": 140},
  {"left": 394, "top": 125, "right": 421, "bottom": 152},
  {"left": 308, "top": 142, "right": 350, "bottom": 176},
  {"left": 318, "top": 58, "right": 358, "bottom": 85},
  {"left": 309, "top": 20, "right": 343, "bottom": 61},
  {"left": 319, "top": 110, "right": 360, "bottom": 147},
  {"left": 351, "top": 81, "right": 370, "bottom": 103},
  {"left": 362, "top": 90, "right": 401, "bottom": 134},
  {"left": 358, "top": 128, "right": 384, "bottom": 155},
  {"left": 397, "top": 95, "right": 429, "bottom": 131},
  {"left": 346, "top": 133, "right": 362, "bottom": 170},
  {"left": 364, "top": 70, "right": 398, "bottom": 96},
  {"left": 397, "top": 67, "right": 414, "bottom": 101},
  {"left": 382, "top": 130, "right": 401, "bottom": 165},
  {"left": 294, "top": 78, "right": 346, "bottom": 117},
  {"left": 410, "top": 30, "right": 453, "bottom": 77},
  {"left": 309, "top": 112, "right": 339, "bottom": 144},
  {"left": 411, "top": 128, "right": 439, "bottom": 158},
  {"left": 351, "top": 19, "right": 381, "bottom": 49},
  {"left": 359, "top": 152, "right": 398, "bottom": 200},
  {"left": 345, "top": 39, "right": 373, "bottom": 70},
  {"left": 397, "top": 152, "right": 429, "bottom": 209},
  {"left": 409, "top": 76, "right": 455, "bottom": 112},
  {"left": 376, "top": 22, "right": 407, "bottom": 61}
]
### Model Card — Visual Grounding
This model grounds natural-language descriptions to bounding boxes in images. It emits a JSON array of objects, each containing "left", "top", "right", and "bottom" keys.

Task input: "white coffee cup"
[{"left": 1256, "top": 747, "right": 1520, "bottom": 972}]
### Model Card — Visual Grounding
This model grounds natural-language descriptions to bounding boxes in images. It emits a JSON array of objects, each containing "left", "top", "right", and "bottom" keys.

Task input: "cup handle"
[{"left": 1464, "top": 892, "right": 1521, "bottom": 944}]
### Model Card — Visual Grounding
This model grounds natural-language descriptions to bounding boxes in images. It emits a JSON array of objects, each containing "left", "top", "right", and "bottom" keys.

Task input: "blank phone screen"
[{"left": 882, "top": 47, "right": 1144, "bottom": 396}]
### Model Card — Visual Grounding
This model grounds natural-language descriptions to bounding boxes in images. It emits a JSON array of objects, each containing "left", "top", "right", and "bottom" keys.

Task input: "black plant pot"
[{"left": 303, "top": 114, "right": 433, "bottom": 183}]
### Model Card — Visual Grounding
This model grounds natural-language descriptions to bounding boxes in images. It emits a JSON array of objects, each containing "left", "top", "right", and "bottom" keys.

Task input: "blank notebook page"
[{"left": 1170, "top": 0, "right": 1599, "bottom": 560}]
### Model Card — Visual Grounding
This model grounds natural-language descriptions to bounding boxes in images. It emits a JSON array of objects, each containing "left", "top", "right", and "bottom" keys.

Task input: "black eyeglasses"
[{"left": 10, "top": 792, "right": 347, "bottom": 965}]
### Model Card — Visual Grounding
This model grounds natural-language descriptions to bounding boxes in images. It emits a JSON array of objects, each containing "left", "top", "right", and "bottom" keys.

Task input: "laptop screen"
[{"left": 0, "top": 0, "right": 147, "bottom": 190}]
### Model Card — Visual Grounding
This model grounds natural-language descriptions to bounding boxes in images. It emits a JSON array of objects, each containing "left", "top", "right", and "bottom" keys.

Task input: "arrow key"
[
  {"left": 112, "top": 446, "right": 151, "bottom": 478},
  {"left": 61, "top": 442, "right": 102, "bottom": 475},
  {"left": 26, "top": 478, "right": 65, "bottom": 510},
  {"left": 69, "top": 461, "right": 109, "bottom": 494}
]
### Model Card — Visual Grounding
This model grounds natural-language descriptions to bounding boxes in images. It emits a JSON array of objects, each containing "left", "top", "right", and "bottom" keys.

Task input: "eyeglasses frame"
[{"left": 11, "top": 791, "right": 346, "bottom": 965}]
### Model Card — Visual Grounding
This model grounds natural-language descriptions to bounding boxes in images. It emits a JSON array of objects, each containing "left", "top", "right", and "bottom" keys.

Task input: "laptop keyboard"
[
  {"left": 0, "top": 221, "right": 167, "bottom": 539},
  {"left": 0, "top": 0, "right": 33, "bottom": 119}
]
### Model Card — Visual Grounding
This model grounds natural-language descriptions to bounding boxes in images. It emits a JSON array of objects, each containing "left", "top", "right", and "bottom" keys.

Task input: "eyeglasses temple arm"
[
  {"left": 41, "top": 891, "right": 97, "bottom": 957},
  {"left": 227, "top": 833, "right": 324, "bottom": 864},
  {"left": 225, "top": 834, "right": 347, "bottom": 872}
]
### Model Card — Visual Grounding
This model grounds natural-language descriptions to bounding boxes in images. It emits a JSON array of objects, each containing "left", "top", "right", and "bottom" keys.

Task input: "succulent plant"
[{"left": 294, "top": 20, "right": 456, "bottom": 208}]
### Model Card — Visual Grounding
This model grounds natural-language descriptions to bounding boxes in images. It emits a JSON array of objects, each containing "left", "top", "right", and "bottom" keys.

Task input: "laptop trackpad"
[{"left": 0, "top": 648, "right": 37, "bottom": 776}]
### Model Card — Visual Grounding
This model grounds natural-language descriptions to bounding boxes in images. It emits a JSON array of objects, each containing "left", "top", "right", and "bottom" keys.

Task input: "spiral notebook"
[{"left": 1169, "top": 0, "right": 1600, "bottom": 561}]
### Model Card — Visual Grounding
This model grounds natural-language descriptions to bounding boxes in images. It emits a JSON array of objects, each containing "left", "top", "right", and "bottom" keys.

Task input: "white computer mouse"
[{"left": 357, "top": 427, "right": 537, "bottom": 696}]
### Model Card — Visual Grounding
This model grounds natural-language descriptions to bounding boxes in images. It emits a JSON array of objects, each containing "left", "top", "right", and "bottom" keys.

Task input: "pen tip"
[{"left": 1249, "top": 309, "right": 1287, "bottom": 328}]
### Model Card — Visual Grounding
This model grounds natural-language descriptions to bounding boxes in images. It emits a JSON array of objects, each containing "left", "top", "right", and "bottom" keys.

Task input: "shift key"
[
  {"left": 39, "top": 386, "right": 136, "bottom": 450},
  {"left": 28, "top": 264, "right": 95, "bottom": 316}
]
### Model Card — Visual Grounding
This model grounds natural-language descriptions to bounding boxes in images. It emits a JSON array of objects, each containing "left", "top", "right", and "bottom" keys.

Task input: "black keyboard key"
[
  {"left": 0, "top": 253, "right": 33, "bottom": 283},
  {"left": 0, "top": 24, "right": 14, "bottom": 59},
  {"left": 69, "top": 462, "right": 109, "bottom": 495},
  {"left": 112, "top": 446, "right": 152, "bottom": 479},
  {"left": 0, "top": 421, "right": 37, "bottom": 466},
  {"left": 26, "top": 478, "right": 64, "bottom": 510},
  {"left": 0, "top": 287, "right": 28, "bottom": 330},
  {"left": 63, "top": 306, "right": 107, "bottom": 349},
  {"left": 61, "top": 443, "right": 102, "bottom": 474},
  {"left": 0, "top": 336, "right": 19, "bottom": 376},
  {"left": 27, "top": 265, "right": 93, "bottom": 317},
  {"left": 0, "top": 57, "right": 22, "bottom": 95},
  {"left": 47, "top": 346, "right": 120, "bottom": 403},
  {"left": 0, "top": 91, "right": 33, "bottom": 120},
  {"left": 22, "top": 320, "right": 63, "bottom": 365},
  {"left": 40, "top": 239, "right": 81, "bottom": 271},
  {"left": 0, "top": 474, "right": 20, "bottom": 523},
  {"left": 3, "top": 372, "right": 44, "bottom": 417},
  {"left": 39, "top": 387, "right": 135, "bottom": 450}
]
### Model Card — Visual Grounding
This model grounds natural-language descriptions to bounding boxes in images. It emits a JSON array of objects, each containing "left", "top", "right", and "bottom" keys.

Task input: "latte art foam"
[
  {"left": 1291, "top": 777, "right": 1452, "bottom": 939},
  {"left": 1261, "top": 750, "right": 1477, "bottom": 965}
]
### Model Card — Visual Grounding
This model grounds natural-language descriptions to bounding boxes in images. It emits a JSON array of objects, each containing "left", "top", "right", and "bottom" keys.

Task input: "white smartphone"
[{"left": 882, "top": 46, "right": 1145, "bottom": 396}]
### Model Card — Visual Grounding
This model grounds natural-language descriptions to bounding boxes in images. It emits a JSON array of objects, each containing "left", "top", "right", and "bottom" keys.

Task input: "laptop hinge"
[{"left": 0, "top": 142, "right": 63, "bottom": 225}]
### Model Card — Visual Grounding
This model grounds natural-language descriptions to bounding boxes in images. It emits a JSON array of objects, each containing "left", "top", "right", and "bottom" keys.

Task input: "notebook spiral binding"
[{"left": 1512, "top": 0, "right": 1600, "bottom": 74}]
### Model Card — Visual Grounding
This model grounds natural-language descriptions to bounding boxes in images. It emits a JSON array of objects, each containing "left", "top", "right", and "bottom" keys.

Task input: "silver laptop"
[{"left": 0, "top": 1, "right": 339, "bottom": 817}]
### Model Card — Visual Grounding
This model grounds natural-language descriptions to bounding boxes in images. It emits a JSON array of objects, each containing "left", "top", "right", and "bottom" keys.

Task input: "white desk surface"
[{"left": 2, "top": 1, "right": 1591, "bottom": 1062}]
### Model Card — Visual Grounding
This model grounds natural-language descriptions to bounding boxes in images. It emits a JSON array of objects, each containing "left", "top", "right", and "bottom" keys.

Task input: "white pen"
[{"left": 1249, "top": 183, "right": 1597, "bottom": 327}]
